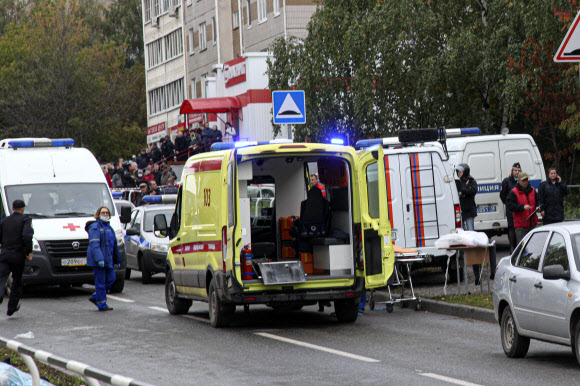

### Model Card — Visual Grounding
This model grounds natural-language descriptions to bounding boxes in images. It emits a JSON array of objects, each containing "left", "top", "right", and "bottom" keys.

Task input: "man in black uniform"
[{"left": 0, "top": 200, "right": 34, "bottom": 316}]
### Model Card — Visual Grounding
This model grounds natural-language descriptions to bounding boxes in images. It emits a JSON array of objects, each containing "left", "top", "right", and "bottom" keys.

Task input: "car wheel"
[
  {"left": 574, "top": 321, "right": 580, "bottom": 366},
  {"left": 109, "top": 275, "right": 125, "bottom": 293},
  {"left": 124, "top": 268, "right": 131, "bottom": 280},
  {"left": 501, "top": 307, "right": 530, "bottom": 358},
  {"left": 334, "top": 299, "right": 359, "bottom": 323},
  {"left": 208, "top": 278, "right": 235, "bottom": 328},
  {"left": 165, "top": 270, "right": 191, "bottom": 315}
]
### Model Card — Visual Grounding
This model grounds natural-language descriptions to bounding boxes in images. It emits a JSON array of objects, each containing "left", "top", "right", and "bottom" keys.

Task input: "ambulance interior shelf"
[{"left": 237, "top": 155, "right": 354, "bottom": 282}]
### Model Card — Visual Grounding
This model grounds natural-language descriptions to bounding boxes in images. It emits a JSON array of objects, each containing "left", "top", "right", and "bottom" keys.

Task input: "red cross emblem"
[{"left": 63, "top": 223, "right": 80, "bottom": 231}]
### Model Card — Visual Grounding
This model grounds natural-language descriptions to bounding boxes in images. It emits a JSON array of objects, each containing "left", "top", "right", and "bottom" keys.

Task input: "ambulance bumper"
[{"left": 215, "top": 271, "right": 365, "bottom": 304}]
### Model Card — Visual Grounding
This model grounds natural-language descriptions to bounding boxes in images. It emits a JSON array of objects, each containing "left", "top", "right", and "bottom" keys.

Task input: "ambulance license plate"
[
  {"left": 61, "top": 258, "right": 87, "bottom": 266},
  {"left": 477, "top": 205, "right": 497, "bottom": 213}
]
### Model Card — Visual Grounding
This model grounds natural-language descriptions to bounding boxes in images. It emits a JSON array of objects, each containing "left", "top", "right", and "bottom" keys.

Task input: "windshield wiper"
[{"left": 54, "top": 211, "right": 93, "bottom": 217}]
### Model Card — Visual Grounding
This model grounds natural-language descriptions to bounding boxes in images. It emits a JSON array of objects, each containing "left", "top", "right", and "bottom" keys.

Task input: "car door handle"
[
  {"left": 534, "top": 282, "right": 543, "bottom": 289},
  {"left": 509, "top": 276, "right": 517, "bottom": 282},
  {"left": 406, "top": 204, "right": 411, "bottom": 212}
]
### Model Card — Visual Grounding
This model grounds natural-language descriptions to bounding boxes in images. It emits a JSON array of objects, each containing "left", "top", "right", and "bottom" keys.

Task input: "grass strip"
[
  {"left": 427, "top": 294, "right": 493, "bottom": 310},
  {"left": 0, "top": 347, "right": 84, "bottom": 385}
]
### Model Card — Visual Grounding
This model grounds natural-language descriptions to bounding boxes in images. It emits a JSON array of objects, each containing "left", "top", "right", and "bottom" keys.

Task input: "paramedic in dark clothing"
[
  {"left": 500, "top": 162, "right": 521, "bottom": 252},
  {"left": 539, "top": 168, "right": 570, "bottom": 224},
  {"left": 0, "top": 200, "right": 34, "bottom": 316},
  {"left": 507, "top": 172, "right": 539, "bottom": 244},
  {"left": 150, "top": 142, "right": 162, "bottom": 164},
  {"left": 455, "top": 163, "right": 482, "bottom": 283},
  {"left": 161, "top": 136, "right": 175, "bottom": 161},
  {"left": 174, "top": 131, "right": 190, "bottom": 161}
]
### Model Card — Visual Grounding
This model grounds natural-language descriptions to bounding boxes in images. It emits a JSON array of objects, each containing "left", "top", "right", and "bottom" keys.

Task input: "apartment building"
[{"left": 144, "top": 0, "right": 317, "bottom": 144}]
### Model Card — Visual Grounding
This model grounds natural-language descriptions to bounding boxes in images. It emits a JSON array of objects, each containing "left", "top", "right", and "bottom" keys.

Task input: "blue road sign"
[{"left": 272, "top": 90, "right": 306, "bottom": 124}]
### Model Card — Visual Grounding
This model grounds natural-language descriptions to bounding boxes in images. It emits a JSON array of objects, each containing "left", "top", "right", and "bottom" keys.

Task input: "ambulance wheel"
[
  {"left": 124, "top": 268, "right": 131, "bottom": 280},
  {"left": 109, "top": 276, "right": 125, "bottom": 293},
  {"left": 165, "top": 270, "right": 192, "bottom": 315},
  {"left": 209, "top": 278, "right": 235, "bottom": 328},
  {"left": 334, "top": 299, "right": 359, "bottom": 323}
]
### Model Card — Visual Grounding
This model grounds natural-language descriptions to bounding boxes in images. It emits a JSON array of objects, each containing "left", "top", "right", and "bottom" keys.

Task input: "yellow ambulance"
[{"left": 153, "top": 140, "right": 394, "bottom": 327}]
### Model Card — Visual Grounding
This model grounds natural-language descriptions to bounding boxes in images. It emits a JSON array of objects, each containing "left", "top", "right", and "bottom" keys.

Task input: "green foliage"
[{"left": 0, "top": 0, "right": 146, "bottom": 162}]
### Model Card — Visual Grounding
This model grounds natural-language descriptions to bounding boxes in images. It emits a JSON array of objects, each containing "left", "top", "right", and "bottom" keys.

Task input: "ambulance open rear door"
[{"left": 359, "top": 147, "right": 394, "bottom": 289}]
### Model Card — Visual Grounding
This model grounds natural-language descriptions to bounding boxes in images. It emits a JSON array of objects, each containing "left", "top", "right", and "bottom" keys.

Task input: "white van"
[
  {"left": 0, "top": 138, "right": 126, "bottom": 292},
  {"left": 356, "top": 129, "right": 462, "bottom": 271},
  {"left": 446, "top": 133, "right": 546, "bottom": 235}
]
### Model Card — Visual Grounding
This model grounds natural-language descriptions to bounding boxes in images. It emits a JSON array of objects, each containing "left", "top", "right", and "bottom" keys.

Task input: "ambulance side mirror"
[
  {"left": 120, "top": 206, "right": 132, "bottom": 224},
  {"left": 154, "top": 214, "right": 168, "bottom": 238}
]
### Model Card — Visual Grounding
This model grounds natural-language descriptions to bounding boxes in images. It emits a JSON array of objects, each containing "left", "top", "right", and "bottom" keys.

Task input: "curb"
[{"left": 419, "top": 298, "right": 496, "bottom": 323}]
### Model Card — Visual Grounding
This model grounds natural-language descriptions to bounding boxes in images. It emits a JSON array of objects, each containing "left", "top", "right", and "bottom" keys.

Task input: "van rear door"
[{"left": 358, "top": 147, "right": 393, "bottom": 289}]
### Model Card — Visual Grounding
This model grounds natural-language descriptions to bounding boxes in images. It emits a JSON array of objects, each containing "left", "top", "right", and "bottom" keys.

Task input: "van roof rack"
[{"left": 355, "top": 127, "right": 481, "bottom": 158}]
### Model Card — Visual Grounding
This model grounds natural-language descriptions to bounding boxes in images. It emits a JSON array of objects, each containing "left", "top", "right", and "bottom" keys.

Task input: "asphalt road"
[{"left": 1, "top": 268, "right": 579, "bottom": 385}]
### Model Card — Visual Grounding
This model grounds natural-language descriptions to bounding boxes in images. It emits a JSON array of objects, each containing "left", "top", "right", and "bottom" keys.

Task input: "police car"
[{"left": 121, "top": 195, "right": 175, "bottom": 283}]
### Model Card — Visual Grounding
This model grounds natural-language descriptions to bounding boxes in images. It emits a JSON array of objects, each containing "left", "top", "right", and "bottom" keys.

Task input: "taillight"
[
  {"left": 222, "top": 226, "right": 227, "bottom": 272},
  {"left": 454, "top": 204, "right": 462, "bottom": 228}
]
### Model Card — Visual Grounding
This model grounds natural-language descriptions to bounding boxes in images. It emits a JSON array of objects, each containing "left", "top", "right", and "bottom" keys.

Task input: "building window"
[
  {"left": 147, "top": 38, "right": 164, "bottom": 68},
  {"left": 188, "top": 28, "right": 195, "bottom": 54},
  {"left": 144, "top": 0, "right": 151, "bottom": 23},
  {"left": 163, "top": 0, "right": 169, "bottom": 12},
  {"left": 199, "top": 22, "right": 207, "bottom": 50},
  {"left": 257, "top": 0, "right": 267, "bottom": 22},
  {"left": 246, "top": 0, "right": 251, "bottom": 26},
  {"left": 152, "top": 0, "right": 161, "bottom": 17},
  {"left": 164, "top": 28, "right": 183, "bottom": 61},
  {"left": 186, "top": 0, "right": 191, "bottom": 5},
  {"left": 149, "top": 78, "right": 185, "bottom": 115},
  {"left": 232, "top": 11, "right": 239, "bottom": 29},
  {"left": 273, "top": 0, "right": 279, "bottom": 15},
  {"left": 211, "top": 17, "right": 216, "bottom": 44},
  {"left": 191, "top": 78, "right": 197, "bottom": 99}
]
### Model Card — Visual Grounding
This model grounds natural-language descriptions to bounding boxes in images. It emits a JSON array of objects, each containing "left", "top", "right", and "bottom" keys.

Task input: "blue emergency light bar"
[
  {"left": 7, "top": 138, "right": 75, "bottom": 148},
  {"left": 330, "top": 138, "right": 345, "bottom": 145},
  {"left": 142, "top": 195, "right": 177, "bottom": 204},
  {"left": 210, "top": 139, "right": 294, "bottom": 151},
  {"left": 112, "top": 192, "right": 123, "bottom": 199}
]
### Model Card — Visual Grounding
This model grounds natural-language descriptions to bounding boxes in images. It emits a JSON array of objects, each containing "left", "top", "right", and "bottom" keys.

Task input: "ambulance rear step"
[{"left": 258, "top": 261, "right": 307, "bottom": 285}]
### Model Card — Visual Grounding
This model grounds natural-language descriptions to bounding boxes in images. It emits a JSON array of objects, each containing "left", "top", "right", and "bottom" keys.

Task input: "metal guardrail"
[{"left": 0, "top": 336, "right": 153, "bottom": 386}]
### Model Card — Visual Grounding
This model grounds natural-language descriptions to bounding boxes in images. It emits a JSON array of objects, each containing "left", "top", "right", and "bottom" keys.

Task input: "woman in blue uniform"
[{"left": 86, "top": 206, "right": 120, "bottom": 311}]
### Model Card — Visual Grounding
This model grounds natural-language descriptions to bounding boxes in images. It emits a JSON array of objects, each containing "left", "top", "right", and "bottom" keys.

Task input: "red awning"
[{"left": 179, "top": 97, "right": 241, "bottom": 114}]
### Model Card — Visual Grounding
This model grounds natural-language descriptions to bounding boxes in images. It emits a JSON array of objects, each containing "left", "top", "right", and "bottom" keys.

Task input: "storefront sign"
[
  {"left": 223, "top": 57, "right": 246, "bottom": 88},
  {"left": 187, "top": 113, "right": 204, "bottom": 124},
  {"left": 147, "top": 122, "right": 166, "bottom": 135}
]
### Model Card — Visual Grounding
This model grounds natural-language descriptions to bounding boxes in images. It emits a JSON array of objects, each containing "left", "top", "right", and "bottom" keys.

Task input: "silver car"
[{"left": 493, "top": 221, "right": 580, "bottom": 365}]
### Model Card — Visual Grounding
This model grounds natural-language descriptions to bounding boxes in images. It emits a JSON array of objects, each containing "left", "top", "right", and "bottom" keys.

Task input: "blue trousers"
[{"left": 92, "top": 267, "right": 116, "bottom": 309}]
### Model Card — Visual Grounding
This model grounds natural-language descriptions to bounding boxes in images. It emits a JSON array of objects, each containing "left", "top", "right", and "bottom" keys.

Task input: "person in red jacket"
[
  {"left": 102, "top": 166, "right": 112, "bottom": 188},
  {"left": 309, "top": 174, "right": 326, "bottom": 198},
  {"left": 506, "top": 172, "right": 539, "bottom": 245}
]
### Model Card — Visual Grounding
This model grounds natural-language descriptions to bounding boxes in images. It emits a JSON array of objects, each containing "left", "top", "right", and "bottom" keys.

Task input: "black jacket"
[
  {"left": 174, "top": 135, "right": 189, "bottom": 154},
  {"left": 538, "top": 180, "right": 569, "bottom": 223},
  {"left": 500, "top": 176, "right": 519, "bottom": 226},
  {"left": 122, "top": 169, "right": 137, "bottom": 188},
  {"left": 136, "top": 154, "right": 150, "bottom": 170},
  {"left": 0, "top": 212, "right": 34, "bottom": 255},
  {"left": 161, "top": 140, "right": 175, "bottom": 159},
  {"left": 150, "top": 146, "right": 162, "bottom": 163},
  {"left": 456, "top": 176, "right": 478, "bottom": 219}
]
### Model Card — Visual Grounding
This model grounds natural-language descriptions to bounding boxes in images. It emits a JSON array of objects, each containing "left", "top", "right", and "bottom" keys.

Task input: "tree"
[{"left": 0, "top": 0, "right": 146, "bottom": 161}]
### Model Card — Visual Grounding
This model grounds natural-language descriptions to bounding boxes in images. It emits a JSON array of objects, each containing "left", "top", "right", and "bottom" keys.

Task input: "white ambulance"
[
  {"left": 445, "top": 133, "right": 546, "bottom": 235},
  {"left": 0, "top": 138, "right": 126, "bottom": 292}
]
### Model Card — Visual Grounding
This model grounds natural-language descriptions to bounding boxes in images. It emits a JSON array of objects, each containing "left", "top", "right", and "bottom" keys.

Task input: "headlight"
[
  {"left": 151, "top": 243, "right": 168, "bottom": 253},
  {"left": 32, "top": 238, "right": 41, "bottom": 252}
]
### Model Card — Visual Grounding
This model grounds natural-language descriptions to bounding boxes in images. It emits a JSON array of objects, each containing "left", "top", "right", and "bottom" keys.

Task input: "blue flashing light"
[
  {"left": 112, "top": 192, "right": 123, "bottom": 198},
  {"left": 8, "top": 140, "right": 35, "bottom": 148},
  {"left": 460, "top": 127, "right": 481, "bottom": 135},
  {"left": 330, "top": 138, "right": 344, "bottom": 145},
  {"left": 234, "top": 141, "right": 258, "bottom": 148},
  {"left": 210, "top": 143, "right": 236, "bottom": 151},
  {"left": 355, "top": 139, "right": 383, "bottom": 148},
  {"left": 143, "top": 195, "right": 162, "bottom": 203},
  {"left": 51, "top": 139, "right": 75, "bottom": 147}
]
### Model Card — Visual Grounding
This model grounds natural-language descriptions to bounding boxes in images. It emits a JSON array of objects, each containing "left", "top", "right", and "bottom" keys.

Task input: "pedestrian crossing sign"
[{"left": 272, "top": 90, "right": 306, "bottom": 124}]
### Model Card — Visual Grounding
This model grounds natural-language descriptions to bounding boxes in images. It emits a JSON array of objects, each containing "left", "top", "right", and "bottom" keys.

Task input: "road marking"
[
  {"left": 182, "top": 315, "right": 211, "bottom": 324},
  {"left": 418, "top": 372, "right": 482, "bottom": 386},
  {"left": 149, "top": 306, "right": 169, "bottom": 313},
  {"left": 107, "top": 295, "right": 135, "bottom": 303},
  {"left": 255, "top": 332, "right": 380, "bottom": 363},
  {"left": 71, "top": 326, "right": 96, "bottom": 331}
]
